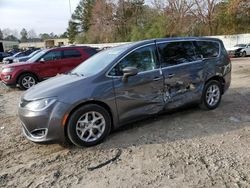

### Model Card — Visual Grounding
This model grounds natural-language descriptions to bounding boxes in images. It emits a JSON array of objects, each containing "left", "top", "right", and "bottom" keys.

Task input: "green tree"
[
  {"left": 39, "top": 33, "right": 50, "bottom": 41},
  {"left": 0, "top": 29, "right": 3, "bottom": 40},
  {"left": 20, "top": 28, "right": 28, "bottom": 42},
  {"left": 60, "top": 32, "right": 68, "bottom": 38},
  {"left": 72, "top": 0, "right": 95, "bottom": 32},
  {"left": 67, "top": 20, "right": 78, "bottom": 43},
  {"left": 114, "top": 0, "right": 145, "bottom": 42},
  {"left": 130, "top": 7, "right": 166, "bottom": 41},
  {"left": 5, "top": 35, "right": 18, "bottom": 41}
]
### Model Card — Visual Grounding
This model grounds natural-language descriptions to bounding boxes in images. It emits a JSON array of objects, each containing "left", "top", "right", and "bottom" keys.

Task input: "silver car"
[{"left": 18, "top": 37, "right": 231, "bottom": 147}]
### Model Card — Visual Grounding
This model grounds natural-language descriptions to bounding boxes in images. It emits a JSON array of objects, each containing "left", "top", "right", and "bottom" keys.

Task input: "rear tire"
[
  {"left": 67, "top": 104, "right": 111, "bottom": 147},
  {"left": 200, "top": 80, "right": 222, "bottom": 110},
  {"left": 18, "top": 73, "right": 37, "bottom": 90}
]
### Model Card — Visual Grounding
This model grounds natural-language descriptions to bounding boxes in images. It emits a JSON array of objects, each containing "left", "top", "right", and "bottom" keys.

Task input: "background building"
[
  {"left": 19, "top": 38, "right": 69, "bottom": 49},
  {"left": 0, "top": 40, "right": 19, "bottom": 52}
]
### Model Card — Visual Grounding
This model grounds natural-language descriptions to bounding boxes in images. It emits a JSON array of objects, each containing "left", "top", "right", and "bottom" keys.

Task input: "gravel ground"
[{"left": 0, "top": 57, "right": 250, "bottom": 188}]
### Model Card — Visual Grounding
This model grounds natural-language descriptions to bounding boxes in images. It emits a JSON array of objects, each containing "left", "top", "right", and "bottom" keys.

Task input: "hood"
[
  {"left": 22, "top": 74, "right": 88, "bottom": 101},
  {"left": 2, "top": 61, "right": 33, "bottom": 68},
  {"left": 3, "top": 56, "right": 14, "bottom": 61}
]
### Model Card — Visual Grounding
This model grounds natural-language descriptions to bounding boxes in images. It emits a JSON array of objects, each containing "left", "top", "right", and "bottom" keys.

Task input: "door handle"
[
  {"left": 167, "top": 73, "right": 175, "bottom": 78},
  {"left": 153, "top": 77, "right": 161, "bottom": 81}
]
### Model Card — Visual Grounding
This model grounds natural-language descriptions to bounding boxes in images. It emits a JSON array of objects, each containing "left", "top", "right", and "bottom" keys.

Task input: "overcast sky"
[{"left": 0, "top": 0, "right": 80, "bottom": 35}]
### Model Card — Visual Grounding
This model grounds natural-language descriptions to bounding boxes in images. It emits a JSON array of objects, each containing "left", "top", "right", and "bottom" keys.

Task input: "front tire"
[
  {"left": 18, "top": 73, "right": 37, "bottom": 90},
  {"left": 200, "top": 80, "right": 222, "bottom": 110},
  {"left": 67, "top": 104, "right": 111, "bottom": 147},
  {"left": 242, "top": 51, "right": 247, "bottom": 57}
]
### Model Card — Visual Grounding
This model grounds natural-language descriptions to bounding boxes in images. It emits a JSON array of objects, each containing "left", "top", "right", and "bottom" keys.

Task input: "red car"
[{"left": 0, "top": 46, "right": 97, "bottom": 89}]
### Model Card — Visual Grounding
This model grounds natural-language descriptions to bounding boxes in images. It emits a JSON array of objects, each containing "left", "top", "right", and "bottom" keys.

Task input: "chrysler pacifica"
[{"left": 18, "top": 37, "right": 231, "bottom": 147}]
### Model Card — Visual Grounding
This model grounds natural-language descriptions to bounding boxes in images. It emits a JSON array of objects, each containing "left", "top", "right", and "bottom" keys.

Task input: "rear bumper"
[{"left": 223, "top": 72, "right": 231, "bottom": 94}]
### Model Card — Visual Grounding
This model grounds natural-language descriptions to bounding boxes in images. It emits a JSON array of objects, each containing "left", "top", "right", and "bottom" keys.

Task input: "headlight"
[
  {"left": 24, "top": 98, "right": 57, "bottom": 111},
  {"left": 2, "top": 67, "right": 14, "bottom": 73}
]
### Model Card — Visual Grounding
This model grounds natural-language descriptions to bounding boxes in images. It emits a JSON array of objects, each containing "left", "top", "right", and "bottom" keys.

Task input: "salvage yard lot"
[{"left": 1, "top": 57, "right": 250, "bottom": 187}]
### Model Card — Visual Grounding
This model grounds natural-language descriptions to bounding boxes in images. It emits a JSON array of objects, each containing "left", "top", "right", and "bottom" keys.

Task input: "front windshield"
[
  {"left": 71, "top": 44, "right": 132, "bottom": 77},
  {"left": 235, "top": 44, "right": 246, "bottom": 48},
  {"left": 13, "top": 52, "right": 21, "bottom": 57},
  {"left": 27, "top": 49, "right": 48, "bottom": 62},
  {"left": 28, "top": 50, "right": 41, "bottom": 57}
]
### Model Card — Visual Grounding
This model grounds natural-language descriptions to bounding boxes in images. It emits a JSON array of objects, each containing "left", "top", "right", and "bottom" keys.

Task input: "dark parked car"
[
  {"left": 0, "top": 52, "right": 11, "bottom": 62},
  {"left": 18, "top": 37, "right": 231, "bottom": 147},
  {"left": 3, "top": 50, "right": 33, "bottom": 64},
  {"left": 13, "top": 49, "right": 42, "bottom": 63},
  {"left": 1, "top": 46, "right": 97, "bottom": 89}
]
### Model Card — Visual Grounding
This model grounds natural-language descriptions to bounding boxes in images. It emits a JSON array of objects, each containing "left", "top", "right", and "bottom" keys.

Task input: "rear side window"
[
  {"left": 196, "top": 41, "right": 219, "bottom": 58},
  {"left": 63, "top": 50, "right": 82, "bottom": 59},
  {"left": 84, "top": 48, "right": 97, "bottom": 56},
  {"left": 158, "top": 41, "right": 197, "bottom": 67}
]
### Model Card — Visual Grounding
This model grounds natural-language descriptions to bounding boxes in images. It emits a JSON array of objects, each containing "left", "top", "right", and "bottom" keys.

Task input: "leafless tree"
[
  {"left": 164, "top": 0, "right": 195, "bottom": 36},
  {"left": 192, "top": 0, "right": 221, "bottom": 35}
]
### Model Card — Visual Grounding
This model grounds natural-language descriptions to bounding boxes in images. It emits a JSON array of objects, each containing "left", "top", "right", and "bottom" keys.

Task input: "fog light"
[
  {"left": 31, "top": 128, "right": 48, "bottom": 138},
  {"left": 4, "top": 75, "right": 11, "bottom": 80}
]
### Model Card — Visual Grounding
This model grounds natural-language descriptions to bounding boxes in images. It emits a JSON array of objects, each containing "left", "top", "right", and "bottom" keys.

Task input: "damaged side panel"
[
  {"left": 113, "top": 69, "right": 164, "bottom": 123},
  {"left": 162, "top": 61, "right": 204, "bottom": 109}
]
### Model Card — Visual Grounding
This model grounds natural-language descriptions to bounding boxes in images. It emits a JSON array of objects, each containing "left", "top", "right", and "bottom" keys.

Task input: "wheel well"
[
  {"left": 16, "top": 72, "right": 39, "bottom": 84},
  {"left": 64, "top": 100, "right": 114, "bottom": 138},
  {"left": 206, "top": 76, "right": 225, "bottom": 94}
]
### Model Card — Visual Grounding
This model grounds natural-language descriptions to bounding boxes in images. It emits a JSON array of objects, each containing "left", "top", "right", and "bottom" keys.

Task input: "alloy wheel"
[
  {"left": 75, "top": 111, "right": 106, "bottom": 142},
  {"left": 22, "top": 76, "right": 36, "bottom": 89},
  {"left": 206, "top": 84, "right": 221, "bottom": 107}
]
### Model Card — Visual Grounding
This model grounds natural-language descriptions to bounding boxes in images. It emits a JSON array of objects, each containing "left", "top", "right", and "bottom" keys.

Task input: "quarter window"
[
  {"left": 63, "top": 50, "right": 82, "bottom": 58},
  {"left": 42, "top": 51, "right": 62, "bottom": 61},
  {"left": 84, "top": 48, "right": 97, "bottom": 56},
  {"left": 158, "top": 41, "right": 197, "bottom": 67},
  {"left": 196, "top": 41, "right": 219, "bottom": 58},
  {"left": 110, "top": 45, "right": 159, "bottom": 76}
]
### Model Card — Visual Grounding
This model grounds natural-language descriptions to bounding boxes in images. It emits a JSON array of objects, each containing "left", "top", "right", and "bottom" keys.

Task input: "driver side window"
[{"left": 110, "top": 45, "right": 158, "bottom": 76}]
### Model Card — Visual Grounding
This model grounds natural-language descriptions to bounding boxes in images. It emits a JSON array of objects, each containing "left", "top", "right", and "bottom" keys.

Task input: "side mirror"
[
  {"left": 39, "top": 58, "right": 45, "bottom": 63},
  {"left": 122, "top": 67, "right": 138, "bottom": 82}
]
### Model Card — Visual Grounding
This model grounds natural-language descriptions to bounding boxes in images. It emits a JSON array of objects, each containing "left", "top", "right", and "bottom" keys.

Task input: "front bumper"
[
  {"left": 227, "top": 50, "right": 241, "bottom": 57},
  {"left": 18, "top": 101, "right": 70, "bottom": 143},
  {"left": 0, "top": 70, "right": 17, "bottom": 85}
]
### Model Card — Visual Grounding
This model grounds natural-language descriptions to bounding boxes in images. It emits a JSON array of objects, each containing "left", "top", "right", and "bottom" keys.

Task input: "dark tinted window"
[
  {"left": 15, "top": 52, "right": 25, "bottom": 58},
  {"left": 196, "top": 41, "right": 219, "bottom": 58},
  {"left": 84, "top": 48, "right": 97, "bottom": 56},
  {"left": 63, "top": 50, "right": 81, "bottom": 58},
  {"left": 110, "top": 45, "right": 159, "bottom": 76},
  {"left": 158, "top": 41, "right": 197, "bottom": 67},
  {"left": 42, "top": 51, "right": 62, "bottom": 61}
]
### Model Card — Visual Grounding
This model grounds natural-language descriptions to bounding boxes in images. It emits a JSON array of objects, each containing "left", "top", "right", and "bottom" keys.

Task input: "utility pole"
[{"left": 69, "top": 0, "right": 72, "bottom": 16}]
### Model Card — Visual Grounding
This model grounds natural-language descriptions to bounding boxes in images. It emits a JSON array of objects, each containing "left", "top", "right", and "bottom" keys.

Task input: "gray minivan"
[{"left": 18, "top": 37, "right": 231, "bottom": 147}]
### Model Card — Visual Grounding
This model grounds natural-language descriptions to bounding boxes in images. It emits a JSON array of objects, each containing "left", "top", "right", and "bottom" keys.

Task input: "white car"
[
  {"left": 226, "top": 44, "right": 250, "bottom": 57},
  {"left": 240, "top": 43, "right": 250, "bottom": 57}
]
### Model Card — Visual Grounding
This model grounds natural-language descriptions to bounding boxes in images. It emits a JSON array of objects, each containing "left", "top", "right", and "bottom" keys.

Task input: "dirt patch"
[{"left": 1, "top": 58, "right": 250, "bottom": 187}]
